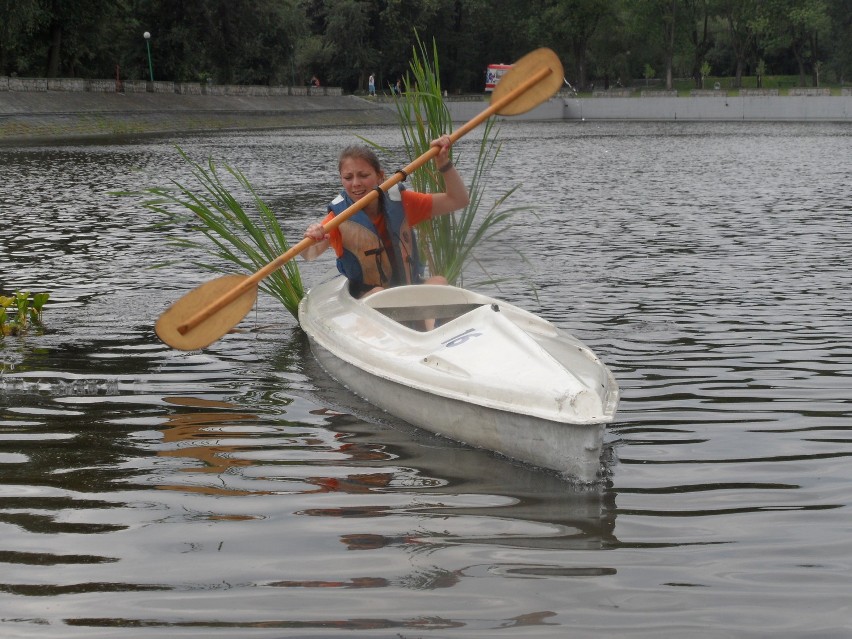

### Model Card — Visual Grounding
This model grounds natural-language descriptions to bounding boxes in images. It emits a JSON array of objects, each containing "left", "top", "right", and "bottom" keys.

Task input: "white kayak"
[{"left": 298, "top": 276, "right": 619, "bottom": 482}]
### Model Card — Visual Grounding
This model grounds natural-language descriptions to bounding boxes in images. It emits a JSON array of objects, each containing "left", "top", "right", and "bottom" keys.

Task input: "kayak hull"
[{"left": 298, "top": 276, "right": 619, "bottom": 482}]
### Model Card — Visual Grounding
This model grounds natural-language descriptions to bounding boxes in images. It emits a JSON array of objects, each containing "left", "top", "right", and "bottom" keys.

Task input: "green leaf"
[
  {"left": 122, "top": 146, "right": 306, "bottom": 319},
  {"left": 32, "top": 292, "right": 50, "bottom": 311}
]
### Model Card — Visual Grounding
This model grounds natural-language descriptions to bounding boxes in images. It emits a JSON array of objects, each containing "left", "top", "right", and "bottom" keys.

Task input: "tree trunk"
[
  {"left": 45, "top": 22, "right": 62, "bottom": 77},
  {"left": 572, "top": 39, "right": 587, "bottom": 90},
  {"left": 664, "top": 0, "right": 676, "bottom": 90}
]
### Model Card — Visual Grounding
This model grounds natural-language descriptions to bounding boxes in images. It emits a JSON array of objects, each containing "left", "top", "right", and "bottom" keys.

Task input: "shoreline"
[
  {"left": 448, "top": 93, "right": 852, "bottom": 123},
  {"left": 2, "top": 90, "right": 851, "bottom": 143},
  {"left": 0, "top": 92, "right": 398, "bottom": 144}
]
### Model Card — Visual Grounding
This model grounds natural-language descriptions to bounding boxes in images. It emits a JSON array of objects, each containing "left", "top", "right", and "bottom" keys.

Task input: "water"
[{"left": 1, "top": 121, "right": 851, "bottom": 638}]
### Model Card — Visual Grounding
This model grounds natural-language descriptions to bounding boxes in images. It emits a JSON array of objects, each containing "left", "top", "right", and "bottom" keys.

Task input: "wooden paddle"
[{"left": 155, "top": 48, "right": 564, "bottom": 350}]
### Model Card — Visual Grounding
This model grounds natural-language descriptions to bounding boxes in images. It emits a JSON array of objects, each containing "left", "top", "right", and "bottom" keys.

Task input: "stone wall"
[
  {"left": 640, "top": 89, "right": 678, "bottom": 97},
  {"left": 592, "top": 88, "right": 633, "bottom": 97},
  {"left": 690, "top": 89, "right": 726, "bottom": 97},
  {"left": 788, "top": 87, "right": 831, "bottom": 96},
  {"left": 740, "top": 89, "right": 780, "bottom": 96},
  {"left": 0, "top": 76, "right": 342, "bottom": 97}
]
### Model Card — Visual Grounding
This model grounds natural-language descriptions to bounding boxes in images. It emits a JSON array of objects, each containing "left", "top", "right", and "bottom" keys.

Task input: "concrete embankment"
[
  {"left": 447, "top": 92, "right": 852, "bottom": 123},
  {"left": 0, "top": 91, "right": 397, "bottom": 143},
  {"left": 3, "top": 89, "right": 851, "bottom": 144}
]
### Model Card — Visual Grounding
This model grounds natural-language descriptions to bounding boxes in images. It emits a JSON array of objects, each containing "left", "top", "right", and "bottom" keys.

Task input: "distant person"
[
  {"left": 395, "top": 79, "right": 402, "bottom": 95},
  {"left": 368, "top": 73, "right": 376, "bottom": 96},
  {"left": 311, "top": 75, "right": 320, "bottom": 88}
]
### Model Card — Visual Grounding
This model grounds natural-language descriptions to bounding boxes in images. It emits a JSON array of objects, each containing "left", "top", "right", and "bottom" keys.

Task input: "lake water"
[{"left": 1, "top": 121, "right": 851, "bottom": 638}]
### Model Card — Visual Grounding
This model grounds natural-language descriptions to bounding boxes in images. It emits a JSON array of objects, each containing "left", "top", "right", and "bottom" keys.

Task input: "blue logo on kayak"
[{"left": 442, "top": 328, "right": 482, "bottom": 348}]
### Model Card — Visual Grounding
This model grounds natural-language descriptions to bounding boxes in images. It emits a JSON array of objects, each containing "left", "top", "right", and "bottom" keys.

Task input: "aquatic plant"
[
  {"left": 381, "top": 35, "right": 533, "bottom": 288},
  {"left": 136, "top": 148, "right": 305, "bottom": 319},
  {"left": 0, "top": 291, "right": 50, "bottom": 336}
]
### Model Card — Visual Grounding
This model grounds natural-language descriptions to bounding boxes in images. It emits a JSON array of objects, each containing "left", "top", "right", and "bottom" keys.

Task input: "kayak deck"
[{"left": 298, "top": 276, "right": 619, "bottom": 481}]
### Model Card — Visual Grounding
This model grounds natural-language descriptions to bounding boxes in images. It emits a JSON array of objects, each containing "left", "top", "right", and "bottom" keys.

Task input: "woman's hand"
[
  {"left": 431, "top": 134, "right": 452, "bottom": 170},
  {"left": 302, "top": 222, "right": 330, "bottom": 261},
  {"left": 428, "top": 134, "right": 470, "bottom": 217},
  {"left": 304, "top": 223, "right": 328, "bottom": 242}
]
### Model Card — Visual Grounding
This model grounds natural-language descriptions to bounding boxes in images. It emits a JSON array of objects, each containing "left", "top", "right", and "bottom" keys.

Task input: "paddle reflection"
[{"left": 156, "top": 396, "right": 268, "bottom": 496}]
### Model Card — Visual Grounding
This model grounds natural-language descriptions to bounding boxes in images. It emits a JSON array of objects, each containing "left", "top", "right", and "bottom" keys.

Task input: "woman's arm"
[{"left": 428, "top": 134, "right": 470, "bottom": 217}]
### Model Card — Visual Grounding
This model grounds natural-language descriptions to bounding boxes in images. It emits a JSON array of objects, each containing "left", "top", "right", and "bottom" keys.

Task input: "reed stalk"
[
  {"left": 136, "top": 148, "right": 305, "bottom": 318},
  {"left": 386, "top": 35, "right": 532, "bottom": 288}
]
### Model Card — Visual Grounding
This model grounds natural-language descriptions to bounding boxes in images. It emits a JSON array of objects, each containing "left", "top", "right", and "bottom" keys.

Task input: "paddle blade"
[
  {"left": 491, "top": 48, "right": 564, "bottom": 116},
  {"left": 155, "top": 274, "right": 257, "bottom": 351}
]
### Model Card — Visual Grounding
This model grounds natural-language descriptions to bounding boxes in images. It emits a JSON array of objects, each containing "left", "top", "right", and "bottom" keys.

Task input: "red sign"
[{"left": 485, "top": 64, "right": 512, "bottom": 92}]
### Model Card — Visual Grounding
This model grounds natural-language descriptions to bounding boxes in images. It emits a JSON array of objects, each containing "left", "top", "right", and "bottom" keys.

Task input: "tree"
[
  {"left": 629, "top": 0, "right": 681, "bottom": 90},
  {"left": 36, "top": 0, "right": 130, "bottom": 77},
  {"left": 321, "top": 0, "right": 380, "bottom": 91},
  {"left": 791, "top": 0, "right": 830, "bottom": 86},
  {"left": 660, "top": 0, "right": 678, "bottom": 89},
  {"left": 2, "top": 0, "right": 849, "bottom": 91},
  {"left": 718, "top": 0, "right": 764, "bottom": 88},
  {"left": 376, "top": 0, "right": 456, "bottom": 92},
  {"left": 0, "top": 0, "right": 45, "bottom": 75},
  {"left": 533, "top": 0, "right": 614, "bottom": 90},
  {"left": 764, "top": 0, "right": 830, "bottom": 87},
  {"left": 683, "top": 0, "right": 718, "bottom": 88},
  {"left": 825, "top": 0, "right": 852, "bottom": 84}
]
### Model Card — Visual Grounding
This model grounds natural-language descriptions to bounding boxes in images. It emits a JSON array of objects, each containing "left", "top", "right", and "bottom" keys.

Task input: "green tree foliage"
[
  {"left": 717, "top": 0, "right": 766, "bottom": 88},
  {"left": 2, "top": 0, "right": 850, "bottom": 89},
  {"left": 826, "top": 0, "right": 852, "bottom": 84},
  {"left": 0, "top": 0, "right": 44, "bottom": 74},
  {"left": 765, "top": 0, "right": 831, "bottom": 87},
  {"left": 683, "top": 0, "right": 715, "bottom": 88},
  {"left": 535, "top": 0, "right": 614, "bottom": 90}
]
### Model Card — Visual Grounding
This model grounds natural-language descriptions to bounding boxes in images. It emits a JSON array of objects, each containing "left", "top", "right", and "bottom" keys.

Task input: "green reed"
[
  {"left": 386, "top": 35, "right": 532, "bottom": 288},
  {"left": 135, "top": 148, "right": 305, "bottom": 319}
]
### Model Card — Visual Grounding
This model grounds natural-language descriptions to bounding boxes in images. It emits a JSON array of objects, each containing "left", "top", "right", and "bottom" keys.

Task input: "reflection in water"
[{"left": 156, "top": 397, "right": 264, "bottom": 496}]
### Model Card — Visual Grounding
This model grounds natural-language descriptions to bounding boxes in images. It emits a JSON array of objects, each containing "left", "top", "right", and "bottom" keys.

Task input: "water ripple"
[{"left": 1, "top": 122, "right": 851, "bottom": 636}]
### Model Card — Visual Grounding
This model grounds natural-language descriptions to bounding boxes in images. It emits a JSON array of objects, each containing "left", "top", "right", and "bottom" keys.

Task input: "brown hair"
[{"left": 338, "top": 145, "right": 382, "bottom": 173}]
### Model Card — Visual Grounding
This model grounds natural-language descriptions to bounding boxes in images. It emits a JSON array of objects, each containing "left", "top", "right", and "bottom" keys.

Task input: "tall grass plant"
[
  {"left": 135, "top": 148, "right": 305, "bottom": 318},
  {"left": 383, "top": 37, "right": 532, "bottom": 288}
]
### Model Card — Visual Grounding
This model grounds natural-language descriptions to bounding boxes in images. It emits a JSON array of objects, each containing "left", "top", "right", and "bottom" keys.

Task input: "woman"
[{"left": 303, "top": 135, "right": 469, "bottom": 298}]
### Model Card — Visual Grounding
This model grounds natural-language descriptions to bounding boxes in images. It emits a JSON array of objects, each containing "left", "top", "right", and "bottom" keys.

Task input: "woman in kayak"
[{"left": 302, "top": 135, "right": 469, "bottom": 298}]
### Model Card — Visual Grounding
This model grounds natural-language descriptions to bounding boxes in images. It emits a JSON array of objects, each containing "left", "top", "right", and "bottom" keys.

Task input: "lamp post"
[{"left": 143, "top": 31, "right": 154, "bottom": 83}]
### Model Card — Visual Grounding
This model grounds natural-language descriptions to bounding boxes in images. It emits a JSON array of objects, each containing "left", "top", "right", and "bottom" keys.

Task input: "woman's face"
[{"left": 339, "top": 157, "right": 383, "bottom": 203}]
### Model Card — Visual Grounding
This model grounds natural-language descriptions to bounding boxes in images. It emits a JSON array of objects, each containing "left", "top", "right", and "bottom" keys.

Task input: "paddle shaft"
[{"left": 175, "top": 65, "right": 555, "bottom": 336}]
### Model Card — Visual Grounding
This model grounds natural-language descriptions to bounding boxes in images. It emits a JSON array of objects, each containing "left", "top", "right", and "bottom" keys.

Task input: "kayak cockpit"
[
  {"left": 361, "top": 284, "right": 495, "bottom": 330},
  {"left": 373, "top": 302, "right": 491, "bottom": 324}
]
